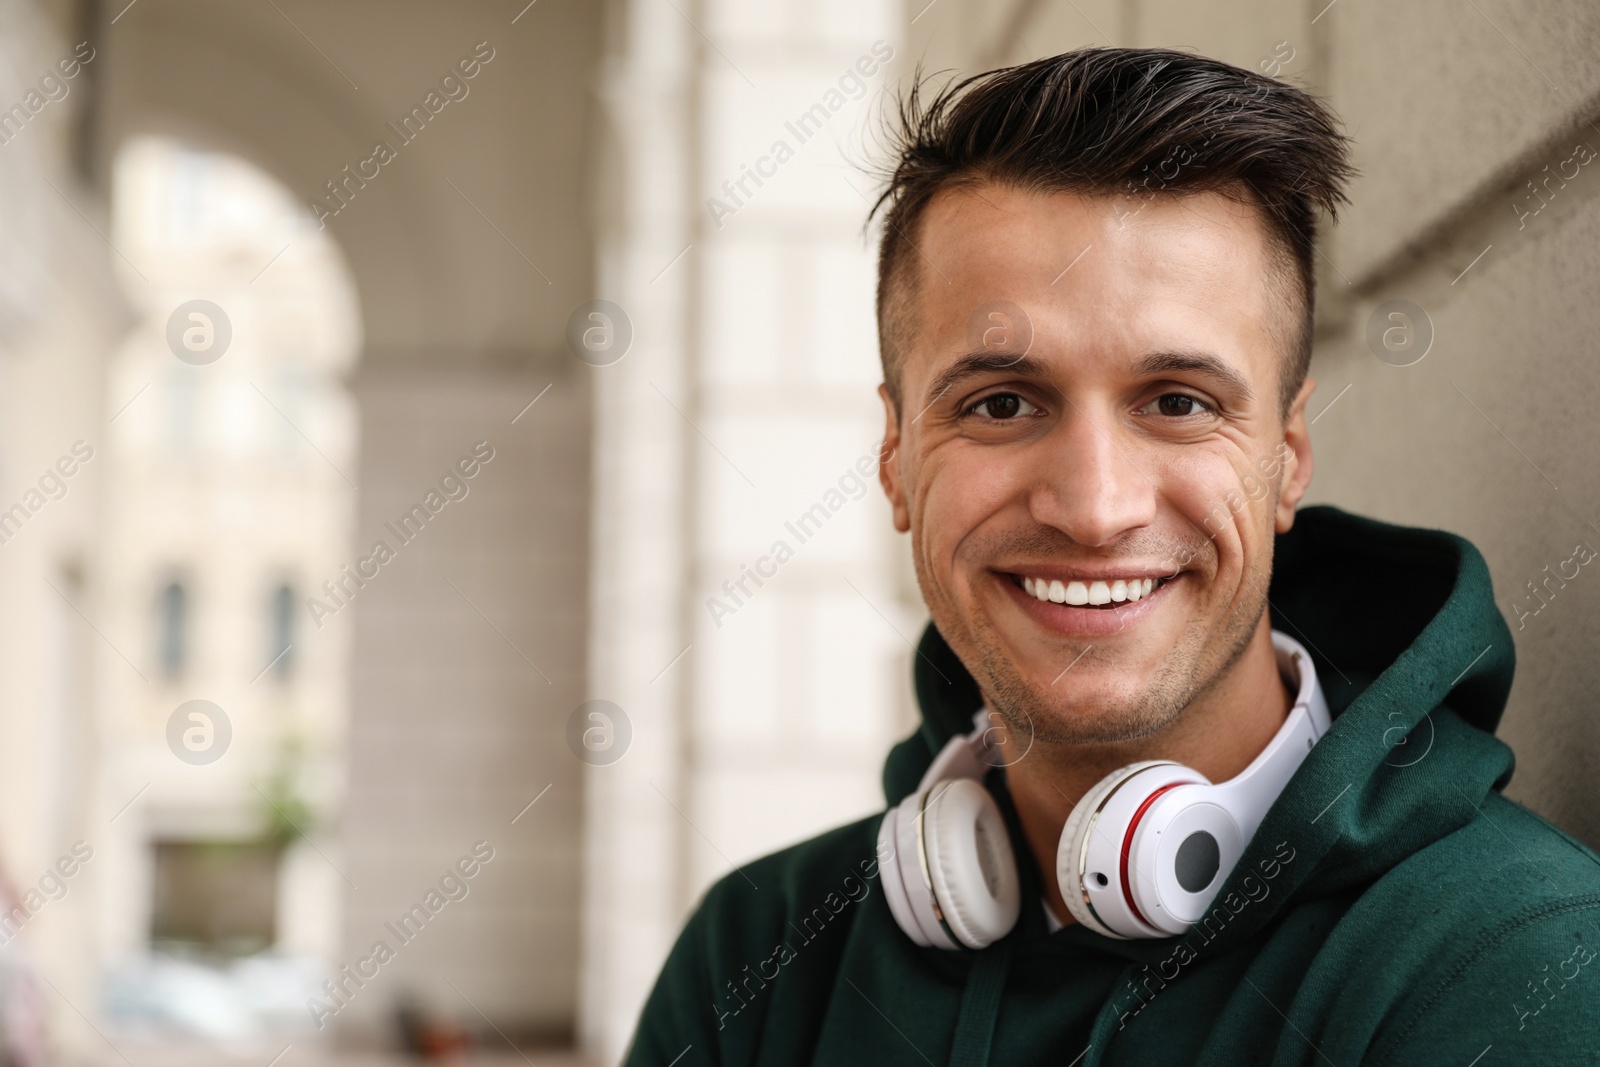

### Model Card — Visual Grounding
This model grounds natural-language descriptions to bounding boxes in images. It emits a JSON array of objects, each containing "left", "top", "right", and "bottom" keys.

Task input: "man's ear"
[
  {"left": 1275, "top": 376, "right": 1316, "bottom": 533},
  {"left": 877, "top": 383, "right": 910, "bottom": 533}
]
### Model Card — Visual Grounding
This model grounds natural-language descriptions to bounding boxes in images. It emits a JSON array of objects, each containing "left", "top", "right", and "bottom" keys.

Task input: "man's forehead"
[
  {"left": 916, "top": 182, "right": 1274, "bottom": 287},
  {"left": 902, "top": 183, "right": 1285, "bottom": 392}
]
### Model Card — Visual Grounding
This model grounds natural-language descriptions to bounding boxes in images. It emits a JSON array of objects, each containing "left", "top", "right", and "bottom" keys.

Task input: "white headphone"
[{"left": 878, "top": 630, "right": 1330, "bottom": 946}]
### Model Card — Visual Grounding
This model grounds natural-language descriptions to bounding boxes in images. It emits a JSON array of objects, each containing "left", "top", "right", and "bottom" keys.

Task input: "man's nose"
[{"left": 1025, "top": 406, "right": 1157, "bottom": 548}]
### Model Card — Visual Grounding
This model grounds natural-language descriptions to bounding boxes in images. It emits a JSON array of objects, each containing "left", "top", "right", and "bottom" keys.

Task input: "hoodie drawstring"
[{"left": 947, "top": 938, "right": 1014, "bottom": 1067}]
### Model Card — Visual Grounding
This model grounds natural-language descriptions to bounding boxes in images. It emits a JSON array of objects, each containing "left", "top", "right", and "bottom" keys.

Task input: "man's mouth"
[{"left": 1010, "top": 572, "right": 1173, "bottom": 609}]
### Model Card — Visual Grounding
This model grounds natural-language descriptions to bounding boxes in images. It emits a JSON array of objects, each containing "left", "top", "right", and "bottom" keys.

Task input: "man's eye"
[
  {"left": 1147, "top": 393, "right": 1213, "bottom": 418},
  {"left": 968, "top": 393, "right": 1038, "bottom": 420}
]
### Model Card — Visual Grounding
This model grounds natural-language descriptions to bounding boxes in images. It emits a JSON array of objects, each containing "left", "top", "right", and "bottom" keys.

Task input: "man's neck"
[{"left": 1004, "top": 616, "right": 1295, "bottom": 927}]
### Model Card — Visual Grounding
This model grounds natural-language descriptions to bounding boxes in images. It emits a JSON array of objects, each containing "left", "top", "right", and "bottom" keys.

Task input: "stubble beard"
[{"left": 917, "top": 529, "right": 1273, "bottom": 750}]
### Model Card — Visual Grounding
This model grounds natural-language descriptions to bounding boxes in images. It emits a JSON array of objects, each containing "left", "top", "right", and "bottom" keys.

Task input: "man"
[{"left": 626, "top": 48, "right": 1600, "bottom": 1065}]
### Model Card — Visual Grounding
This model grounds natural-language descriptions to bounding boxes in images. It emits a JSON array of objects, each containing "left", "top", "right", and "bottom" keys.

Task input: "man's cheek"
[
  {"left": 915, "top": 486, "right": 966, "bottom": 592},
  {"left": 922, "top": 462, "right": 1000, "bottom": 547},
  {"left": 916, "top": 470, "right": 998, "bottom": 610},
  {"left": 1163, "top": 458, "right": 1233, "bottom": 549},
  {"left": 1210, "top": 471, "right": 1277, "bottom": 594}
]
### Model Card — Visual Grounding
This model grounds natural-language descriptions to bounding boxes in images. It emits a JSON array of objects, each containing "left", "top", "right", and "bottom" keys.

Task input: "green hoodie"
[{"left": 625, "top": 506, "right": 1600, "bottom": 1065}]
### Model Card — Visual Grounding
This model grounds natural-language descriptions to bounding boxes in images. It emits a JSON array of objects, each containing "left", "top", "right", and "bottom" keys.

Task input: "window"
[
  {"left": 158, "top": 581, "right": 188, "bottom": 678},
  {"left": 269, "top": 583, "right": 295, "bottom": 679}
]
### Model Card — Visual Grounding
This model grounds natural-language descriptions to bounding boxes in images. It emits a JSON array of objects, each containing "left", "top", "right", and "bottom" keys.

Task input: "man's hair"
[{"left": 869, "top": 47, "right": 1354, "bottom": 418}]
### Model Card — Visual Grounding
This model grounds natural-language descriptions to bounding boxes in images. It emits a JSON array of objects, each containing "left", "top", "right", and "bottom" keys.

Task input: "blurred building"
[
  {"left": 94, "top": 134, "right": 359, "bottom": 1040},
  {"left": 0, "top": 0, "right": 1592, "bottom": 1066}
]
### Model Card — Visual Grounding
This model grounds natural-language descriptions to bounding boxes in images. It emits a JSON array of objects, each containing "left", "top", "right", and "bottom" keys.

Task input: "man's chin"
[
  {"left": 971, "top": 634, "right": 1189, "bottom": 747},
  {"left": 999, "top": 678, "right": 1143, "bottom": 742},
  {"left": 990, "top": 621, "right": 1174, "bottom": 692}
]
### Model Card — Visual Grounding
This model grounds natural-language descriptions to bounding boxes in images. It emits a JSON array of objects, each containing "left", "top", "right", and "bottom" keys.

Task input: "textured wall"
[{"left": 1312, "top": 0, "right": 1600, "bottom": 845}]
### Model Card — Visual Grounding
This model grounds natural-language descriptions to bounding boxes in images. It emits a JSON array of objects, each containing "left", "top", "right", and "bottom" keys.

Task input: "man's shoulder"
[
  {"left": 1351, "top": 792, "right": 1600, "bottom": 1062},
  {"left": 1386, "top": 789, "right": 1600, "bottom": 907},
  {"left": 1347, "top": 789, "right": 1600, "bottom": 953}
]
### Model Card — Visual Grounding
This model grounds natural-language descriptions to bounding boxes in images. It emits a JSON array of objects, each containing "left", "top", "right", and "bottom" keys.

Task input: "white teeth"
[{"left": 1020, "top": 574, "right": 1163, "bottom": 604}]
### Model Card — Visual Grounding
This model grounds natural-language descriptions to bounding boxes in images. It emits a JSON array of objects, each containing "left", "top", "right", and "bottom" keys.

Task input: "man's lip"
[
  {"left": 996, "top": 569, "right": 1182, "bottom": 636},
  {"left": 995, "top": 564, "right": 1179, "bottom": 583}
]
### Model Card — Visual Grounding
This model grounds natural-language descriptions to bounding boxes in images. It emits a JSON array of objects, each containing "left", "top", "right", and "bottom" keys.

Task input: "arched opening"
[{"left": 100, "top": 134, "right": 360, "bottom": 1044}]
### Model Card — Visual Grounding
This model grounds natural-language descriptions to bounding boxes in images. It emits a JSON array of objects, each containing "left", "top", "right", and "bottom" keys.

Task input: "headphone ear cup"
[
  {"left": 1057, "top": 761, "right": 1174, "bottom": 938},
  {"left": 922, "top": 778, "right": 1020, "bottom": 949},
  {"left": 877, "top": 804, "right": 931, "bottom": 947},
  {"left": 881, "top": 788, "right": 957, "bottom": 948}
]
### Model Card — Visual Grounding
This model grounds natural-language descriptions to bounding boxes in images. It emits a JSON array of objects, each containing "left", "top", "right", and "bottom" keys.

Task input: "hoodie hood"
[{"left": 882, "top": 504, "right": 1518, "bottom": 956}]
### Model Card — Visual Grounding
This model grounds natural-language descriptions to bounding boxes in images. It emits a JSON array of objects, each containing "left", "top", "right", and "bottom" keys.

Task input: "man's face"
[{"left": 878, "top": 184, "right": 1315, "bottom": 745}]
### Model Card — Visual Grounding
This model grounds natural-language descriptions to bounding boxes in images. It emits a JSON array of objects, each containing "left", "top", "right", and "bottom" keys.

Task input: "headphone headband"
[{"left": 1207, "top": 631, "right": 1330, "bottom": 844}]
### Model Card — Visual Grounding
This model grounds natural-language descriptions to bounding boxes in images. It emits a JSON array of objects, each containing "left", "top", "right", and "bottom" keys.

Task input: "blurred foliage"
[{"left": 254, "top": 730, "right": 317, "bottom": 851}]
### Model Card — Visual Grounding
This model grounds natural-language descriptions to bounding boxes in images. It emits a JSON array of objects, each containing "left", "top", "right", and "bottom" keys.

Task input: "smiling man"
[
  {"left": 625, "top": 49, "right": 1600, "bottom": 1066},
  {"left": 879, "top": 167, "right": 1325, "bottom": 936}
]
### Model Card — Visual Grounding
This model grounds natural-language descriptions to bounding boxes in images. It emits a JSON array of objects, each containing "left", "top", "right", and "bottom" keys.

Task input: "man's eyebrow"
[
  {"left": 925, "top": 353, "right": 1053, "bottom": 407},
  {"left": 1134, "top": 350, "right": 1255, "bottom": 403}
]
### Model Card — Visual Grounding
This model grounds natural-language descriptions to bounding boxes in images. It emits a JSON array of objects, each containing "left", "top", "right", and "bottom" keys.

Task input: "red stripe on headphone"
[{"left": 1119, "top": 781, "right": 1197, "bottom": 933}]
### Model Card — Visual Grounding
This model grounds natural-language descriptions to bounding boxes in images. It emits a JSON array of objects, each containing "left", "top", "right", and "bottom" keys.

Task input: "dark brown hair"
[{"left": 869, "top": 47, "right": 1354, "bottom": 417}]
